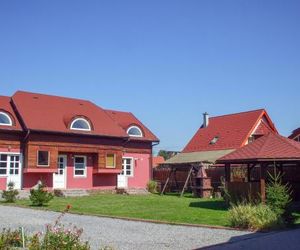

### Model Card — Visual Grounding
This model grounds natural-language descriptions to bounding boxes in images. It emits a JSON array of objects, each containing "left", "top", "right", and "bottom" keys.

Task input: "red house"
[
  {"left": 0, "top": 91, "right": 159, "bottom": 191},
  {"left": 289, "top": 128, "right": 300, "bottom": 142},
  {"left": 159, "top": 109, "right": 278, "bottom": 194}
]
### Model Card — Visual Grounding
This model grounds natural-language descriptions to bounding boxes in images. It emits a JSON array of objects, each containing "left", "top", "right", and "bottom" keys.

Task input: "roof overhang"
[{"left": 217, "top": 158, "right": 300, "bottom": 164}]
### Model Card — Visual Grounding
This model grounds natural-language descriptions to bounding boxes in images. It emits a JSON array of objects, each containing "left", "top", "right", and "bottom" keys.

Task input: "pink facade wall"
[
  {"left": 23, "top": 173, "right": 53, "bottom": 189},
  {"left": 124, "top": 153, "right": 151, "bottom": 188},
  {"left": 0, "top": 177, "right": 7, "bottom": 190},
  {"left": 66, "top": 154, "right": 94, "bottom": 189}
]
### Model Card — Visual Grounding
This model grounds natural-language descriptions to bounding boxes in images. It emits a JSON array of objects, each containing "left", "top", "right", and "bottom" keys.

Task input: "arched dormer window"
[
  {"left": 70, "top": 118, "right": 91, "bottom": 131},
  {"left": 0, "top": 112, "right": 13, "bottom": 126},
  {"left": 127, "top": 125, "right": 143, "bottom": 137}
]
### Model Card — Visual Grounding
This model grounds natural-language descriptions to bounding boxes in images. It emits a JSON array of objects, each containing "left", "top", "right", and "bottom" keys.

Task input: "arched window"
[
  {"left": 0, "top": 112, "right": 12, "bottom": 126},
  {"left": 70, "top": 118, "right": 91, "bottom": 131},
  {"left": 127, "top": 126, "right": 143, "bottom": 137}
]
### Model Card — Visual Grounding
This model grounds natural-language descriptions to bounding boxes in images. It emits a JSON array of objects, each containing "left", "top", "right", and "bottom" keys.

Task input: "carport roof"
[
  {"left": 165, "top": 149, "right": 235, "bottom": 165},
  {"left": 218, "top": 133, "right": 300, "bottom": 163}
]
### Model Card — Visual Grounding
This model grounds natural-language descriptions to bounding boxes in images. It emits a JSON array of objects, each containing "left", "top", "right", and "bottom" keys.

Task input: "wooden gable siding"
[
  {"left": 25, "top": 133, "right": 124, "bottom": 170},
  {"left": 0, "top": 132, "right": 22, "bottom": 150}
]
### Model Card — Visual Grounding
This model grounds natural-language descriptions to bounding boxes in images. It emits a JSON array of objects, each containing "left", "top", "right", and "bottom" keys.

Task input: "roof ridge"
[
  {"left": 257, "top": 133, "right": 273, "bottom": 157},
  {"left": 276, "top": 133, "right": 300, "bottom": 152},
  {"left": 105, "top": 109, "right": 131, "bottom": 114},
  {"left": 14, "top": 90, "right": 90, "bottom": 103},
  {"left": 211, "top": 109, "right": 265, "bottom": 119}
]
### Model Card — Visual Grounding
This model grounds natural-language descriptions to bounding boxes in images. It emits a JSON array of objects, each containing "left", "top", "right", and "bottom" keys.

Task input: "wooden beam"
[
  {"left": 180, "top": 166, "right": 193, "bottom": 197},
  {"left": 260, "top": 163, "right": 267, "bottom": 203},
  {"left": 225, "top": 163, "right": 230, "bottom": 183},
  {"left": 161, "top": 168, "right": 174, "bottom": 195}
]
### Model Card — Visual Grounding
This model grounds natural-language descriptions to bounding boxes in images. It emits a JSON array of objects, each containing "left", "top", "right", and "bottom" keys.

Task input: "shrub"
[
  {"left": 147, "top": 180, "right": 158, "bottom": 193},
  {"left": 266, "top": 171, "right": 294, "bottom": 225},
  {"left": 228, "top": 203, "right": 280, "bottom": 230},
  {"left": 30, "top": 182, "right": 54, "bottom": 206},
  {"left": 0, "top": 229, "right": 23, "bottom": 249},
  {"left": 28, "top": 225, "right": 90, "bottom": 250},
  {"left": 2, "top": 182, "right": 19, "bottom": 203}
]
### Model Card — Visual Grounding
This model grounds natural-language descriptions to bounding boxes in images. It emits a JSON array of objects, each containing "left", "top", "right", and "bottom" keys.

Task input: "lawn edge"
[{"left": 0, "top": 202, "right": 251, "bottom": 232}]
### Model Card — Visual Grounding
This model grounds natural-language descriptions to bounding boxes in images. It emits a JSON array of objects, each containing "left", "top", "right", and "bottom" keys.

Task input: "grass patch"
[{"left": 4, "top": 193, "right": 229, "bottom": 227}]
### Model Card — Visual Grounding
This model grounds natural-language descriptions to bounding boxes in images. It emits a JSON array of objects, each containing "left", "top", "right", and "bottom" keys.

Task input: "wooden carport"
[
  {"left": 159, "top": 149, "right": 234, "bottom": 197},
  {"left": 217, "top": 133, "right": 300, "bottom": 202}
]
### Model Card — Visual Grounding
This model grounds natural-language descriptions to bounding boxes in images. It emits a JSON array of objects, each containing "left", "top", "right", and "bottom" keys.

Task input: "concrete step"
[
  {"left": 18, "top": 190, "right": 31, "bottom": 199},
  {"left": 125, "top": 188, "right": 150, "bottom": 195},
  {"left": 60, "top": 189, "right": 90, "bottom": 197}
]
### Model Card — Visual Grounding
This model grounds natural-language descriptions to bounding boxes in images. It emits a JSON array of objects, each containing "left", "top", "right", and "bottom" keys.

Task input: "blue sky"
[{"left": 0, "top": 1, "right": 299, "bottom": 154}]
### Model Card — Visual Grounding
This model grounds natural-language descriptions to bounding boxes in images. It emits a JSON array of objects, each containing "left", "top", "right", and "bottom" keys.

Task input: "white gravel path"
[{"left": 0, "top": 205, "right": 258, "bottom": 250}]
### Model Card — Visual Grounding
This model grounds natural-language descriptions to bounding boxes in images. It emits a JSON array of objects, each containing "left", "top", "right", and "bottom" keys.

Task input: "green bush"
[
  {"left": 147, "top": 180, "right": 158, "bottom": 193},
  {"left": 2, "top": 182, "right": 19, "bottom": 203},
  {"left": 266, "top": 171, "right": 294, "bottom": 224},
  {"left": 228, "top": 203, "right": 280, "bottom": 230},
  {"left": 0, "top": 229, "right": 23, "bottom": 249},
  {"left": 30, "top": 182, "right": 54, "bottom": 206}
]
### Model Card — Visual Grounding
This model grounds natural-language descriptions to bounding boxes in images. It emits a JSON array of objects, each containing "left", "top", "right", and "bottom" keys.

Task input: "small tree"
[
  {"left": 2, "top": 182, "right": 19, "bottom": 203},
  {"left": 30, "top": 182, "right": 54, "bottom": 206},
  {"left": 266, "top": 171, "right": 295, "bottom": 224}
]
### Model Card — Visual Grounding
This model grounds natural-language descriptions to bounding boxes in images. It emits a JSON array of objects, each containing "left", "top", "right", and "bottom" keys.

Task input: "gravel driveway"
[{"left": 0, "top": 205, "right": 258, "bottom": 250}]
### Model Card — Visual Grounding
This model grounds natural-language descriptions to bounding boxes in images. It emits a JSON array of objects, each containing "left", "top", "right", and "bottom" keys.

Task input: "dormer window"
[
  {"left": 0, "top": 112, "right": 12, "bottom": 126},
  {"left": 70, "top": 118, "right": 91, "bottom": 131},
  {"left": 210, "top": 136, "right": 219, "bottom": 145},
  {"left": 127, "top": 126, "right": 143, "bottom": 137}
]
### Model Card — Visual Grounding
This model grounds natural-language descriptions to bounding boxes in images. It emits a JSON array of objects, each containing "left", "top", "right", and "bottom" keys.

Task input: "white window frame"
[
  {"left": 74, "top": 155, "right": 87, "bottom": 177},
  {"left": 37, "top": 150, "right": 50, "bottom": 167},
  {"left": 0, "top": 112, "right": 13, "bottom": 126},
  {"left": 70, "top": 118, "right": 91, "bottom": 131},
  {"left": 127, "top": 126, "right": 143, "bottom": 138},
  {"left": 0, "top": 153, "right": 22, "bottom": 177},
  {"left": 121, "top": 157, "right": 134, "bottom": 177}
]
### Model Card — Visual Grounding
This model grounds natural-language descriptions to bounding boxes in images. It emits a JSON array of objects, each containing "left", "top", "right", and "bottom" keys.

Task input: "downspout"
[
  {"left": 151, "top": 141, "right": 160, "bottom": 180},
  {"left": 22, "top": 129, "right": 30, "bottom": 171}
]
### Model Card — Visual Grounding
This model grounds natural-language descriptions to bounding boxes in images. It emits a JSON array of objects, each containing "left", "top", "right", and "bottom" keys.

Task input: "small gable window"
[
  {"left": 70, "top": 118, "right": 91, "bottom": 131},
  {"left": 0, "top": 112, "right": 12, "bottom": 126},
  {"left": 127, "top": 126, "right": 143, "bottom": 137}
]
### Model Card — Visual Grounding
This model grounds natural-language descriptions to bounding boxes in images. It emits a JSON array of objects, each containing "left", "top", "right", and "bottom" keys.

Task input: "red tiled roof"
[
  {"left": 183, "top": 109, "right": 277, "bottom": 153},
  {"left": 218, "top": 133, "right": 300, "bottom": 162},
  {"left": 152, "top": 156, "right": 165, "bottom": 168},
  {"left": 105, "top": 109, "right": 159, "bottom": 142},
  {"left": 11, "top": 91, "right": 127, "bottom": 138},
  {"left": 0, "top": 96, "right": 22, "bottom": 131}
]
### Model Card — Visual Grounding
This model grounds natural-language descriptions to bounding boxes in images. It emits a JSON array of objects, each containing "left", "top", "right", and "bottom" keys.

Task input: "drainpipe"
[
  {"left": 21, "top": 130, "right": 30, "bottom": 171},
  {"left": 151, "top": 141, "right": 160, "bottom": 180}
]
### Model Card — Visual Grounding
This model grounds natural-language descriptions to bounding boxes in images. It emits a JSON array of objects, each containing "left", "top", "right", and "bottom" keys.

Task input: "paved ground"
[
  {"left": 204, "top": 228, "right": 300, "bottom": 250},
  {"left": 0, "top": 205, "right": 256, "bottom": 250}
]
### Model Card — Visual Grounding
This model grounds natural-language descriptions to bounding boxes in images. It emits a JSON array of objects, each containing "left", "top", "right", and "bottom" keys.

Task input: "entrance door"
[
  {"left": 117, "top": 157, "right": 134, "bottom": 188},
  {"left": 6, "top": 155, "right": 22, "bottom": 189},
  {"left": 53, "top": 155, "right": 67, "bottom": 189}
]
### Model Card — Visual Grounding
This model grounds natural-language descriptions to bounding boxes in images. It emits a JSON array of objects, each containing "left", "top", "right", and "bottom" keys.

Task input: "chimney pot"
[{"left": 203, "top": 112, "right": 209, "bottom": 128}]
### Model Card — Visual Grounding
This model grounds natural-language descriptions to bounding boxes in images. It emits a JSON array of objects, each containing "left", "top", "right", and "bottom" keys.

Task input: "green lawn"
[{"left": 11, "top": 193, "right": 230, "bottom": 227}]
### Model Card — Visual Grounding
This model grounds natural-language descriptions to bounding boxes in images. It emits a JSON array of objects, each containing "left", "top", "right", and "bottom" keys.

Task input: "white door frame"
[
  {"left": 0, "top": 152, "right": 22, "bottom": 190},
  {"left": 53, "top": 155, "right": 67, "bottom": 189},
  {"left": 117, "top": 157, "right": 134, "bottom": 188}
]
